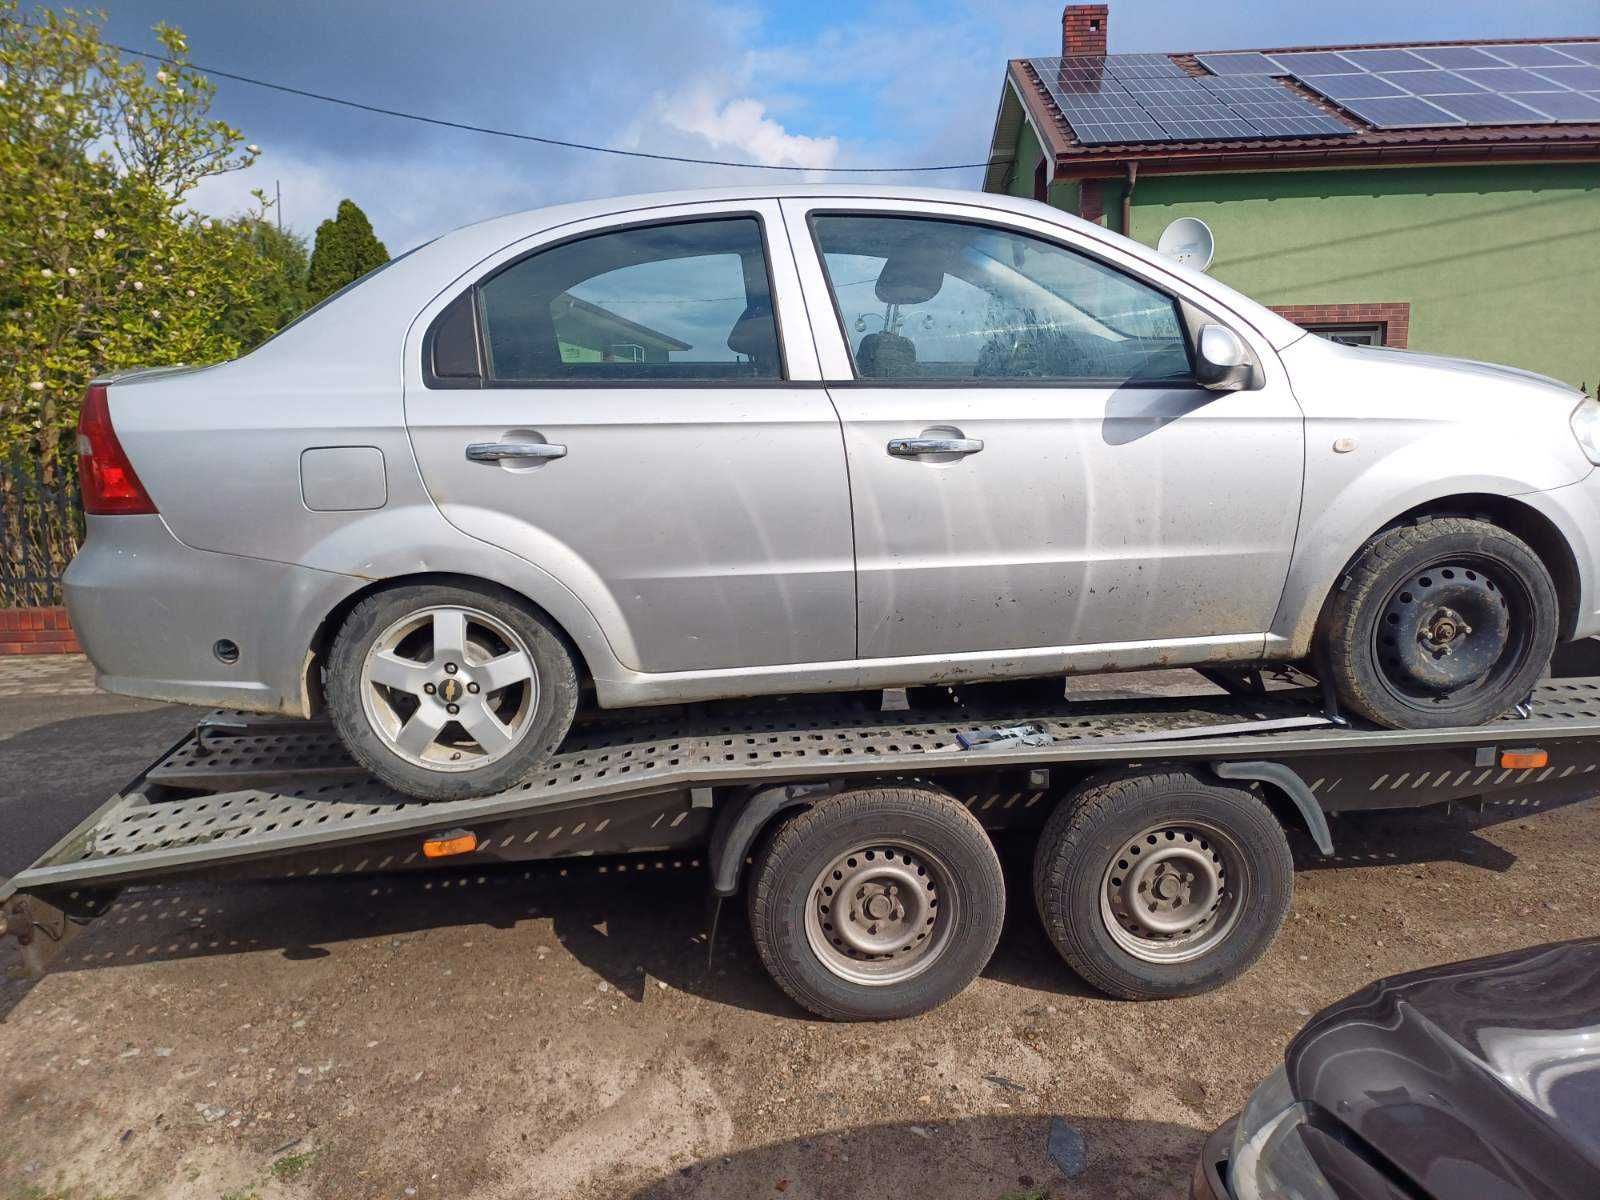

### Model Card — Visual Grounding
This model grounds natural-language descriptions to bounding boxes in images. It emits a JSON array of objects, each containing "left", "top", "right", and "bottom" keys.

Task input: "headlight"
[
  {"left": 1228, "top": 1066, "right": 1339, "bottom": 1200},
  {"left": 1572, "top": 395, "right": 1600, "bottom": 466}
]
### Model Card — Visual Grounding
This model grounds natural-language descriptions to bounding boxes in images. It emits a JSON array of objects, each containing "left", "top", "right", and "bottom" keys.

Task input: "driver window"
[{"left": 810, "top": 214, "right": 1191, "bottom": 383}]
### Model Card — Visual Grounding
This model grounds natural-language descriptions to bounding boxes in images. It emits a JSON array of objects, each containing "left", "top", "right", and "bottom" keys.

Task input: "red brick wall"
[
  {"left": 1269, "top": 301, "right": 1411, "bottom": 348},
  {"left": 1062, "top": 4, "right": 1108, "bottom": 57},
  {"left": 0, "top": 606, "right": 81, "bottom": 655}
]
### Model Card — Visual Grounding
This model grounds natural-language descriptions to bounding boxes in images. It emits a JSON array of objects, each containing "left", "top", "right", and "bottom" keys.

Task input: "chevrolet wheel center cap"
[{"left": 439, "top": 677, "right": 463, "bottom": 704}]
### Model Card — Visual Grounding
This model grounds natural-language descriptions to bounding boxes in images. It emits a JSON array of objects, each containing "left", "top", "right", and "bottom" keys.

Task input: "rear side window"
[
  {"left": 810, "top": 214, "right": 1191, "bottom": 384},
  {"left": 472, "top": 217, "right": 782, "bottom": 383}
]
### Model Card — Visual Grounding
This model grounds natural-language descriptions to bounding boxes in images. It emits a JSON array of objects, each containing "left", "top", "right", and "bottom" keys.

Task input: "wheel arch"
[
  {"left": 1293, "top": 491, "right": 1582, "bottom": 657},
  {"left": 301, "top": 571, "right": 596, "bottom": 714}
]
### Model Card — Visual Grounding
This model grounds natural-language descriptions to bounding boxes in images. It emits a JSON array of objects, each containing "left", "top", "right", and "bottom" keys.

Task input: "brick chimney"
[{"left": 1062, "top": 4, "right": 1108, "bottom": 58}]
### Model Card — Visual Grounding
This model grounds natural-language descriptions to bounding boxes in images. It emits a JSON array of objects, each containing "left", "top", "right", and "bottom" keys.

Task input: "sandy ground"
[{"left": 2, "top": 658, "right": 1597, "bottom": 1200}]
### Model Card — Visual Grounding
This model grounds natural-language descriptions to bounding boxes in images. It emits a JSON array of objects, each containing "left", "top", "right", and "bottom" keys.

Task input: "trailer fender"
[
  {"left": 1211, "top": 760, "right": 1335, "bottom": 856},
  {"left": 709, "top": 781, "right": 838, "bottom": 896}
]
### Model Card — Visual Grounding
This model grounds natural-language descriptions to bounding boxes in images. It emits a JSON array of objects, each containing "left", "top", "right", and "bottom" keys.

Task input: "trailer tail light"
[
  {"left": 1499, "top": 749, "right": 1547, "bottom": 769},
  {"left": 423, "top": 829, "right": 478, "bottom": 858},
  {"left": 77, "top": 384, "right": 156, "bottom": 515}
]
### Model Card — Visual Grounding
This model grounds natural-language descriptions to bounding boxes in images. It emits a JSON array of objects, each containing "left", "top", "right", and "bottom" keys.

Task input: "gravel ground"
[{"left": 2, "top": 658, "right": 1597, "bottom": 1200}]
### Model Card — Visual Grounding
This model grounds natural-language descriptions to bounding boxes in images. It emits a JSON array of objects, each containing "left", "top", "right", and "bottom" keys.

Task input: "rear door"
[
  {"left": 404, "top": 202, "right": 854, "bottom": 674},
  {"left": 781, "top": 197, "right": 1304, "bottom": 663}
]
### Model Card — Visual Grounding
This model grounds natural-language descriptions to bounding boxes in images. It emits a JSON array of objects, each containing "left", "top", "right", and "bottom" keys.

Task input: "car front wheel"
[
  {"left": 326, "top": 582, "right": 579, "bottom": 801},
  {"left": 1321, "top": 518, "right": 1557, "bottom": 729}
]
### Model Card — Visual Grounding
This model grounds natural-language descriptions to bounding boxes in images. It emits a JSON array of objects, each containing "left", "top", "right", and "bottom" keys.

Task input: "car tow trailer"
[{"left": 6, "top": 678, "right": 1600, "bottom": 1019}]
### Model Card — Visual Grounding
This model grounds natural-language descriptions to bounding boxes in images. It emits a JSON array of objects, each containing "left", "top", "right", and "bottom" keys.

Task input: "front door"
[
  {"left": 405, "top": 204, "right": 854, "bottom": 674},
  {"left": 783, "top": 200, "right": 1303, "bottom": 663}
]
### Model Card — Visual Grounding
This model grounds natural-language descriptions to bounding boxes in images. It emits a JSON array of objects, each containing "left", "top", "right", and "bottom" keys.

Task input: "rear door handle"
[
  {"left": 465, "top": 441, "right": 567, "bottom": 463},
  {"left": 887, "top": 436, "right": 984, "bottom": 458}
]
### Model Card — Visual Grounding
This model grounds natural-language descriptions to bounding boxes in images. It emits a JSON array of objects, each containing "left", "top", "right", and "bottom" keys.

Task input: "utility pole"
[{"left": 275, "top": 179, "right": 282, "bottom": 232}]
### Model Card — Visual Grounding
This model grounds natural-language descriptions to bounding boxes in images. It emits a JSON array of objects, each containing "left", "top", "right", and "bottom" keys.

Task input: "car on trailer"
[
  {"left": 1192, "top": 937, "right": 1600, "bottom": 1200},
  {"left": 6, "top": 674, "right": 1600, "bottom": 1020},
  {"left": 64, "top": 186, "right": 1600, "bottom": 804}
]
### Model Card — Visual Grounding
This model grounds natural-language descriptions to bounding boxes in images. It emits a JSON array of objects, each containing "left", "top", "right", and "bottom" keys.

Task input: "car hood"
[
  {"left": 1343, "top": 343, "right": 1581, "bottom": 395},
  {"left": 1286, "top": 939, "right": 1600, "bottom": 1199}
]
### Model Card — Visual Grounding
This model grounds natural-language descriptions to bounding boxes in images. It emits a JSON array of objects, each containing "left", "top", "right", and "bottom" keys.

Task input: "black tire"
[
  {"left": 1032, "top": 769, "right": 1292, "bottom": 1001},
  {"left": 1321, "top": 518, "right": 1557, "bottom": 729},
  {"left": 747, "top": 786, "right": 1005, "bottom": 1021},
  {"left": 326, "top": 582, "right": 579, "bottom": 802}
]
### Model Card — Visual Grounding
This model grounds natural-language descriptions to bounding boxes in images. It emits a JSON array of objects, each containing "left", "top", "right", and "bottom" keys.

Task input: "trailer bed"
[{"left": 9, "top": 677, "right": 1600, "bottom": 901}]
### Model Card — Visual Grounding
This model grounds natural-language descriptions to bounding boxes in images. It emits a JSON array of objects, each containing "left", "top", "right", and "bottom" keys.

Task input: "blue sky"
[{"left": 82, "top": 1, "right": 1600, "bottom": 250}]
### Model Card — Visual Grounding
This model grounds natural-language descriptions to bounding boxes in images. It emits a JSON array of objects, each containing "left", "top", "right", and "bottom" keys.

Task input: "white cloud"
[{"left": 653, "top": 85, "right": 840, "bottom": 170}]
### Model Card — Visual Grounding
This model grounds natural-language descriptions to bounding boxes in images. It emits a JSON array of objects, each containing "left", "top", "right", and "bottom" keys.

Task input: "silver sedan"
[{"left": 65, "top": 186, "right": 1600, "bottom": 799}]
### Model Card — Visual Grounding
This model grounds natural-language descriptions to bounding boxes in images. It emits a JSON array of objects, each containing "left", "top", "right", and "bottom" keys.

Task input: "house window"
[{"left": 1310, "top": 322, "right": 1385, "bottom": 347}]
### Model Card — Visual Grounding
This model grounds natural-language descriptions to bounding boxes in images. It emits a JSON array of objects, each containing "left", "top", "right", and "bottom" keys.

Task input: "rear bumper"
[
  {"left": 1190, "top": 1118, "right": 1237, "bottom": 1200},
  {"left": 63, "top": 515, "right": 363, "bottom": 716}
]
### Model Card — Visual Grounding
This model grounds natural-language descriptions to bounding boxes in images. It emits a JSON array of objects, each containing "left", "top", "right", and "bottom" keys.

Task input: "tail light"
[{"left": 77, "top": 384, "right": 157, "bottom": 515}]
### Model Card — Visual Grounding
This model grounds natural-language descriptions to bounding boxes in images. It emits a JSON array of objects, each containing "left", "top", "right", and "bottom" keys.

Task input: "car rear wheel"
[
  {"left": 326, "top": 583, "right": 578, "bottom": 801},
  {"left": 1033, "top": 769, "right": 1293, "bottom": 1000},
  {"left": 1321, "top": 518, "right": 1557, "bottom": 729},
  {"left": 747, "top": 786, "right": 1005, "bottom": 1020}
]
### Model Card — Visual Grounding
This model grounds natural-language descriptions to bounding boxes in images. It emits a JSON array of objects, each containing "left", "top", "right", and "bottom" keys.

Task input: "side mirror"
[{"left": 1195, "top": 324, "right": 1252, "bottom": 392}]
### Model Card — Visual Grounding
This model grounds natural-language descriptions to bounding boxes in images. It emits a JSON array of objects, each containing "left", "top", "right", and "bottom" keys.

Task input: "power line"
[{"left": 107, "top": 40, "right": 1001, "bottom": 175}]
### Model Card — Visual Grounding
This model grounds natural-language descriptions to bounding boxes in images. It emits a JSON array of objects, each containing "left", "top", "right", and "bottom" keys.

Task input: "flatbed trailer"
[{"left": 6, "top": 676, "right": 1600, "bottom": 1020}]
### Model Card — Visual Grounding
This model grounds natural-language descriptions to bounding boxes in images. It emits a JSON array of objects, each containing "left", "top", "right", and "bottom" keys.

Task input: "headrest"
[
  {"left": 874, "top": 252, "right": 944, "bottom": 306},
  {"left": 727, "top": 300, "right": 777, "bottom": 363}
]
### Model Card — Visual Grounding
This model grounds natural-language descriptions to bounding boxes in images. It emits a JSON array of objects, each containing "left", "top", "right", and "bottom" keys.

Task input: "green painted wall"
[
  {"left": 1119, "top": 164, "right": 1600, "bottom": 389},
  {"left": 993, "top": 114, "right": 1600, "bottom": 387}
]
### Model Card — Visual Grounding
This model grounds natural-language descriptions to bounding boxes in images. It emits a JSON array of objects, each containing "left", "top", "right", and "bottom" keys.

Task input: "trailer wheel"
[
  {"left": 747, "top": 786, "right": 1004, "bottom": 1021},
  {"left": 1032, "top": 770, "right": 1292, "bottom": 1001}
]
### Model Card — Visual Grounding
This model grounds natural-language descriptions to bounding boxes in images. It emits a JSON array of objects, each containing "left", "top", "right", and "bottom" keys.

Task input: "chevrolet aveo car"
[{"left": 65, "top": 187, "right": 1600, "bottom": 801}]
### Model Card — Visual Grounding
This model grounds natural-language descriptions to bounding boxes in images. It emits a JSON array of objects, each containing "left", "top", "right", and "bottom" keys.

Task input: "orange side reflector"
[
  {"left": 1499, "top": 749, "right": 1548, "bottom": 770},
  {"left": 423, "top": 829, "right": 478, "bottom": 858}
]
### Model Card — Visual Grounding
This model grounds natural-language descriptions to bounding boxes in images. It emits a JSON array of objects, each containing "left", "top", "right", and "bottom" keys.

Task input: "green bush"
[
  {"left": 306, "top": 198, "right": 389, "bottom": 304},
  {"left": 0, "top": 4, "right": 309, "bottom": 470}
]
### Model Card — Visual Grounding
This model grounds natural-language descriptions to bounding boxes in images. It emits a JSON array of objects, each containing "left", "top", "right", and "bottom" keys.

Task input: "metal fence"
[{"left": 0, "top": 456, "right": 82, "bottom": 607}]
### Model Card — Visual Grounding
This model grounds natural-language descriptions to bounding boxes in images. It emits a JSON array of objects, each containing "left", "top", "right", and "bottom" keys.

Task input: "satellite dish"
[{"left": 1157, "top": 217, "right": 1215, "bottom": 272}]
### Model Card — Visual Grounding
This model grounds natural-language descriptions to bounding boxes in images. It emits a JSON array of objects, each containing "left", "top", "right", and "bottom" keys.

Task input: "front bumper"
[
  {"left": 63, "top": 514, "right": 363, "bottom": 716},
  {"left": 1190, "top": 1117, "right": 1237, "bottom": 1200}
]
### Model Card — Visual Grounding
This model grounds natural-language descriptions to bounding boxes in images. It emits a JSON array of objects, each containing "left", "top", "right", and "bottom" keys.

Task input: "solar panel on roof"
[
  {"left": 1486, "top": 44, "right": 1586, "bottom": 67},
  {"left": 1378, "top": 69, "right": 1486, "bottom": 95},
  {"left": 1272, "top": 51, "right": 1358, "bottom": 75},
  {"left": 1413, "top": 45, "right": 1506, "bottom": 69},
  {"left": 1236, "top": 42, "right": 1600, "bottom": 130},
  {"left": 1103, "top": 53, "right": 1187, "bottom": 79},
  {"left": 1300, "top": 73, "right": 1409, "bottom": 100},
  {"left": 1337, "top": 94, "right": 1464, "bottom": 128},
  {"left": 1027, "top": 55, "right": 1354, "bottom": 144},
  {"left": 1532, "top": 64, "right": 1600, "bottom": 91},
  {"left": 1558, "top": 43, "right": 1600, "bottom": 65},
  {"left": 1513, "top": 89, "right": 1600, "bottom": 121},
  {"left": 1427, "top": 92, "right": 1550, "bottom": 124},
  {"left": 1338, "top": 48, "right": 1431, "bottom": 71},
  {"left": 1453, "top": 66, "right": 1567, "bottom": 91},
  {"left": 1193, "top": 52, "right": 1283, "bottom": 75}
]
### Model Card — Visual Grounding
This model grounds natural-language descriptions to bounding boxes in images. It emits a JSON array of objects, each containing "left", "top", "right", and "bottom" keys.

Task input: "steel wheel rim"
[
  {"left": 359, "top": 605, "right": 539, "bottom": 772},
  {"left": 1099, "top": 819, "right": 1246, "bottom": 964},
  {"left": 1370, "top": 556, "right": 1532, "bottom": 712},
  {"left": 804, "top": 839, "right": 958, "bottom": 986}
]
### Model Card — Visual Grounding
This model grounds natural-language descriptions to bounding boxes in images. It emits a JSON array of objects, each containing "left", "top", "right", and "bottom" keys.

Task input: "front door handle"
[
  {"left": 466, "top": 441, "right": 567, "bottom": 463},
  {"left": 887, "top": 436, "right": 984, "bottom": 458}
]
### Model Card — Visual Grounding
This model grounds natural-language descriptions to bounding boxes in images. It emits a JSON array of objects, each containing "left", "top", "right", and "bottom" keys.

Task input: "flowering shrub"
[{"left": 0, "top": 4, "right": 305, "bottom": 471}]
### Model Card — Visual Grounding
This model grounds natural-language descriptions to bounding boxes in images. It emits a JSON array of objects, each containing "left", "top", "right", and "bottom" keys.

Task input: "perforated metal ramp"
[{"left": 12, "top": 678, "right": 1600, "bottom": 895}]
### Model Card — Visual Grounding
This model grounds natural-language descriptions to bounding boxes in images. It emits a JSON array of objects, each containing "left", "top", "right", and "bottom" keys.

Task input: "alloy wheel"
[{"left": 359, "top": 604, "right": 540, "bottom": 772}]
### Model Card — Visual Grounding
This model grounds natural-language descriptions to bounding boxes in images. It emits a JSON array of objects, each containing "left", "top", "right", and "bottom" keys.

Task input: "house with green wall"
[{"left": 983, "top": 6, "right": 1600, "bottom": 388}]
